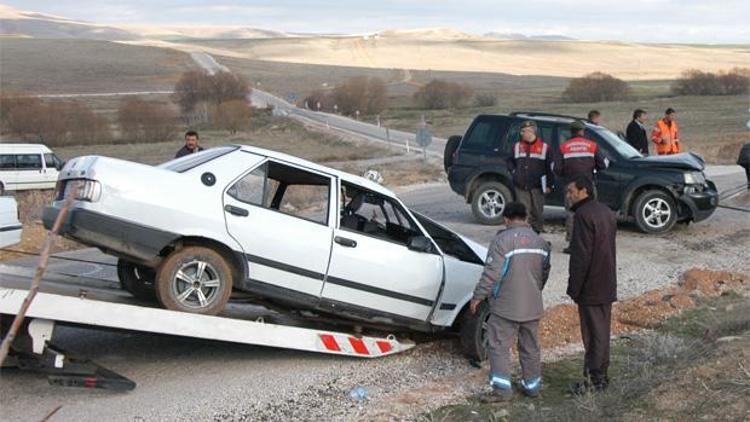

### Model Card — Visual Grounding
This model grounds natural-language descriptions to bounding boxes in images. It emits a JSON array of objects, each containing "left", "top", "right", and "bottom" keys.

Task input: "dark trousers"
[
  {"left": 577, "top": 304, "right": 612, "bottom": 383},
  {"left": 515, "top": 188, "right": 544, "bottom": 233},
  {"left": 744, "top": 165, "right": 750, "bottom": 188}
]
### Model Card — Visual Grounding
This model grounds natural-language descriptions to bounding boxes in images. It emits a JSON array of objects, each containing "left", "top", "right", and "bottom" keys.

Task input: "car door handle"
[
  {"left": 224, "top": 204, "right": 249, "bottom": 217},
  {"left": 334, "top": 236, "right": 357, "bottom": 248}
]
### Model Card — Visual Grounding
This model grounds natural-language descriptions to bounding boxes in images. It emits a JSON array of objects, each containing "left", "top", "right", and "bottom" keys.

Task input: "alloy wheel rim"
[{"left": 170, "top": 260, "right": 221, "bottom": 309}]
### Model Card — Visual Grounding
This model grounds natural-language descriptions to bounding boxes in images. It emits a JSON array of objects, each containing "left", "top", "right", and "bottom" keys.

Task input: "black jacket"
[
  {"left": 566, "top": 197, "right": 617, "bottom": 305},
  {"left": 738, "top": 143, "right": 750, "bottom": 166},
  {"left": 626, "top": 120, "right": 649, "bottom": 155},
  {"left": 175, "top": 145, "right": 204, "bottom": 158},
  {"left": 507, "top": 138, "right": 554, "bottom": 191}
]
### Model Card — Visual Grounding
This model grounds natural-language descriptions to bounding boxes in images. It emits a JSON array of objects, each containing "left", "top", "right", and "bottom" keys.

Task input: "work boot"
[
  {"left": 563, "top": 246, "right": 572, "bottom": 254},
  {"left": 520, "top": 377, "right": 542, "bottom": 398},
  {"left": 569, "top": 380, "right": 591, "bottom": 396},
  {"left": 478, "top": 388, "right": 513, "bottom": 403}
]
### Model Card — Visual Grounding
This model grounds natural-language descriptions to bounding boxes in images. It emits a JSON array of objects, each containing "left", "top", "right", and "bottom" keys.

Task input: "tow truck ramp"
[{"left": 0, "top": 268, "right": 414, "bottom": 391}]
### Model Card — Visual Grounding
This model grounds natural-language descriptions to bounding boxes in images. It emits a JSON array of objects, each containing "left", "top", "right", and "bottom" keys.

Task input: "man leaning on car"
[{"left": 175, "top": 130, "right": 205, "bottom": 158}]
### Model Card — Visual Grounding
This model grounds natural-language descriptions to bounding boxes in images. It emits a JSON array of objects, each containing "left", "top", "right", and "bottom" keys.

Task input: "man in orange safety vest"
[{"left": 651, "top": 108, "right": 681, "bottom": 155}]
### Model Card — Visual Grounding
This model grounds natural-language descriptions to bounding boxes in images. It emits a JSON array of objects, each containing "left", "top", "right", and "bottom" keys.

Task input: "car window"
[
  {"left": 461, "top": 117, "right": 509, "bottom": 151},
  {"left": 16, "top": 154, "right": 42, "bottom": 170},
  {"left": 228, "top": 160, "right": 331, "bottom": 225},
  {"left": 0, "top": 155, "right": 15, "bottom": 169},
  {"left": 161, "top": 146, "right": 239, "bottom": 172},
  {"left": 341, "top": 182, "right": 421, "bottom": 246},
  {"left": 413, "top": 212, "right": 483, "bottom": 264},
  {"left": 43, "top": 153, "right": 62, "bottom": 170},
  {"left": 592, "top": 128, "right": 642, "bottom": 159}
]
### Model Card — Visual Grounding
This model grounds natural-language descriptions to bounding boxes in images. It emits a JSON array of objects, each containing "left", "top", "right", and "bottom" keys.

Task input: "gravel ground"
[{"left": 1, "top": 168, "right": 747, "bottom": 421}]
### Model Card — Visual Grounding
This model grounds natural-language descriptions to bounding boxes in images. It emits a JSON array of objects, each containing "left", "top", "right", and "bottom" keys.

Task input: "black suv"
[{"left": 445, "top": 112, "right": 719, "bottom": 234}]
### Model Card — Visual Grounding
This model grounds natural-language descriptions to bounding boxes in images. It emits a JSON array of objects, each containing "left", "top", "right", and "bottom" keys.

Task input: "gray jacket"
[{"left": 472, "top": 222, "right": 551, "bottom": 322}]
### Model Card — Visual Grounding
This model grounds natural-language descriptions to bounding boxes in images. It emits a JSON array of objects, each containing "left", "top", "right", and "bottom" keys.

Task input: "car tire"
[
  {"left": 633, "top": 190, "right": 677, "bottom": 234},
  {"left": 443, "top": 135, "right": 462, "bottom": 172},
  {"left": 460, "top": 301, "right": 491, "bottom": 361},
  {"left": 117, "top": 259, "right": 157, "bottom": 301},
  {"left": 155, "top": 246, "right": 233, "bottom": 315},
  {"left": 471, "top": 181, "right": 512, "bottom": 225}
]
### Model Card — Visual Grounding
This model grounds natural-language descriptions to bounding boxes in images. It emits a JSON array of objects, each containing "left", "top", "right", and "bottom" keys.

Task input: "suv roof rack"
[{"left": 509, "top": 111, "right": 586, "bottom": 121}]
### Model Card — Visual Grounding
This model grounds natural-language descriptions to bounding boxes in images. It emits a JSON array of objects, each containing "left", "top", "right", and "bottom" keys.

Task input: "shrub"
[
  {"left": 562, "top": 72, "right": 629, "bottom": 103},
  {"left": 414, "top": 79, "right": 473, "bottom": 109},
  {"left": 173, "top": 70, "right": 251, "bottom": 115},
  {"left": 671, "top": 68, "right": 749, "bottom": 96},
  {"left": 332, "top": 76, "right": 388, "bottom": 116},
  {"left": 474, "top": 93, "right": 498, "bottom": 107},
  {"left": 210, "top": 99, "right": 252, "bottom": 134},
  {"left": 118, "top": 98, "right": 178, "bottom": 143}
]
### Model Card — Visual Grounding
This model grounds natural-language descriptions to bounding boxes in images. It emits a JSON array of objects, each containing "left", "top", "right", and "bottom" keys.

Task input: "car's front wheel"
[
  {"left": 633, "top": 190, "right": 677, "bottom": 234},
  {"left": 471, "top": 181, "right": 512, "bottom": 225},
  {"left": 117, "top": 259, "right": 156, "bottom": 301},
  {"left": 155, "top": 246, "right": 233, "bottom": 315},
  {"left": 459, "top": 301, "right": 491, "bottom": 361}
]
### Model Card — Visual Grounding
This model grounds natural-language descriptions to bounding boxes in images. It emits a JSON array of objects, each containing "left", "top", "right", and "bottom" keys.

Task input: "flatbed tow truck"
[{"left": 0, "top": 264, "right": 414, "bottom": 391}]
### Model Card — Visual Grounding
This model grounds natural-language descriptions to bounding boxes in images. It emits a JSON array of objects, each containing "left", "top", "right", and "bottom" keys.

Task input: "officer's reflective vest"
[{"left": 651, "top": 119, "right": 681, "bottom": 155}]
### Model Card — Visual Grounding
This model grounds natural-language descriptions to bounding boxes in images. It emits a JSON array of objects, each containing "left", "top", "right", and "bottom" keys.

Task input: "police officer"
[
  {"left": 470, "top": 202, "right": 551, "bottom": 402},
  {"left": 555, "top": 120, "right": 608, "bottom": 253},
  {"left": 507, "top": 121, "right": 554, "bottom": 233}
]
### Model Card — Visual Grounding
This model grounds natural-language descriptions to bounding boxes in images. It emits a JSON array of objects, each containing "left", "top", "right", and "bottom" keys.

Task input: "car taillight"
[{"left": 60, "top": 179, "right": 102, "bottom": 202}]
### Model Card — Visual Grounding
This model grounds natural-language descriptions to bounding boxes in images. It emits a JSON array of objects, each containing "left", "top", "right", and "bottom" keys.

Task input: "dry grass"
[
  {"left": 337, "top": 157, "right": 445, "bottom": 187},
  {"left": 0, "top": 39, "right": 194, "bottom": 94},
  {"left": 53, "top": 117, "right": 397, "bottom": 166}
]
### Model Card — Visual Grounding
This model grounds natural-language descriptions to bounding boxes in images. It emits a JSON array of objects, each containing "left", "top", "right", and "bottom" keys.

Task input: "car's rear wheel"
[
  {"left": 633, "top": 190, "right": 677, "bottom": 234},
  {"left": 443, "top": 135, "right": 462, "bottom": 172},
  {"left": 117, "top": 259, "right": 156, "bottom": 301},
  {"left": 471, "top": 181, "right": 512, "bottom": 225},
  {"left": 460, "top": 301, "right": 491, "bottom": 361},
  {"left": 155, "top": 246, "right": 233, "bottom": 315}
]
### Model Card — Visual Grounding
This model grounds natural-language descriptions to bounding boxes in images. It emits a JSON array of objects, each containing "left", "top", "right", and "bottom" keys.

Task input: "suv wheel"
[
  {"left": 460, "top": 301, "right": 490, "bottom": 361},
  {"left": 471, "top": 181, "right": 511, "bottom": 225},
  {"left": 155, "top": 246, "right": 233, "bottom": 315},
  {"left": 633, "top": 190, "right": 677, "bottom": 234},
  {"left": 117, "top": 259, "right": 156, "bottom": 300}
]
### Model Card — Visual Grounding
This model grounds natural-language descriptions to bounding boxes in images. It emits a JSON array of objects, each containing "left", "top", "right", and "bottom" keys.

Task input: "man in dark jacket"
[
  {"left": 738, "top": 143, "right": 750, "bottom": 190},
  {"left": 507, "top": 121, "right": 554, "bottom": 233},
  {"left": 565, "top": 176, "right": 617, "bottom": 393},
  {"left": 471, "top": 202, "right": 551, "bottom": 402},
  {"left": 175, "top": 130, "right": 204, "bottom": 158},
  {"left": 625, "top": 109, "right": 649, "bottom": 155}
]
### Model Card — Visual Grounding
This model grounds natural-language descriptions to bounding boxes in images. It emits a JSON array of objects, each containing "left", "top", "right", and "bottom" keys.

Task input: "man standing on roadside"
[
  {"left": 507, "top": 121, "right": 554, "bottom": 233},
  {"left": 556, "top": 121, "right": 608, "bottom": 253},
  {"left": 626, "top": 109, "right": 649, "bottom": 155},
  {"left": 587, "top": 110, "right": 601, "bottom": 125},
  {"left": 471, "top": 202, "right": 551, "bottom": 402},
  {"left": 651, "top": 108, "right": 681, "bottom": 155},
  {"left": 565, "top": 176, "right": 617, "bottom": 394},
  {"left": 737, "top": 143, "right": 750, "bottom": 190},
  {"left": 175, "top": 130, "right": 204, "bottom": 158}
]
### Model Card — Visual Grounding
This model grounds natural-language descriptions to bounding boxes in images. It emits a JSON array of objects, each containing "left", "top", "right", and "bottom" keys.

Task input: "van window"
[
  {"left": 0, "top": 155, "right": 15, "bottom": 169},
  {"left": 16, "top": 154, "right": 42, "bottom": 170},
  {"left": 44, "top": 153, "right": 62, "bottom": 170},
  {"left": 462, "top": 117, "right": 509, "bottom": 151}
]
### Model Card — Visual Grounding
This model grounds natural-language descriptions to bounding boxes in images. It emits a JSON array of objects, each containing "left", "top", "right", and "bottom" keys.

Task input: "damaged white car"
[{"left": 44, "top": 146, "right": 490, "bottom": 356}]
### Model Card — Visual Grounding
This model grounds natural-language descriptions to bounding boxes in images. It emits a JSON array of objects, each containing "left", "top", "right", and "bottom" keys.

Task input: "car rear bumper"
[
  {"left": 678, "top": 183, "right": 719, "bottom": 223},
  {"left": 43, "top": 206, "right": 178, "bottom": 264}
]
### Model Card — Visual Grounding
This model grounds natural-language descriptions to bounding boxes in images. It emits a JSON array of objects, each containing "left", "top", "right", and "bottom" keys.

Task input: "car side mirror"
[{"left": 407, "top": 235, "right": 433, "bottom": 253}]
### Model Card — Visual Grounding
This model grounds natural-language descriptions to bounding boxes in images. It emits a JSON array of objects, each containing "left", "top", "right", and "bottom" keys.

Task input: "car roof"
[
  {"left": 475, "top": 112, "right": 597, "bottom": 127},
  {"left": 235, "top": 144, "right": 397, "bottom": 197},
  {"left": 0, "top": 143, "right": 53, "bottom": 153}
]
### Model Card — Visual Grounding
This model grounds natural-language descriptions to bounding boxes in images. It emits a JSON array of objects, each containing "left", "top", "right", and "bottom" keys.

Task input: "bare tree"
[
  {"left": 413, "top": 79, "right": 473, "bottom": 109},
  {"left": 211, "top": 100, "right": 252, "bottom": 134},
  {"left": 562, "top": 72, "right": 630, "bottom": 103}
]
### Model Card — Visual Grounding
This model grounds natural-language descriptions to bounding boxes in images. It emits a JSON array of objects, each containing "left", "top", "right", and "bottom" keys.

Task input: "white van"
[
  {"left": 0, "top": 143, "right": 64, "bottom": 194},
  {"left": 0, "top": 196, "right": 22, "bottom": 248}
]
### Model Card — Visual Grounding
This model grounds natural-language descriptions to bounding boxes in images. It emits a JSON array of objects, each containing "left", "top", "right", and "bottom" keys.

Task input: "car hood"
[
  {"left": 629, "top": 152, "right": 705, "bottom": 171},
  {"left": 457, "top": 234, "right": 488, "bottom": 264}
]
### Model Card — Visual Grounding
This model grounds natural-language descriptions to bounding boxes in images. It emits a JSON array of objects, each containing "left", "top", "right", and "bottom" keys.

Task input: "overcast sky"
[{"left": 7, "top": 0, "right": 750, "bottom": 43}]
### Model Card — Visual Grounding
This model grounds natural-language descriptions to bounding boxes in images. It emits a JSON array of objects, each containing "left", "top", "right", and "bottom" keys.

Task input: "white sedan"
[{"left": 44, "top": 146, "right": 490, "bottom": 356}]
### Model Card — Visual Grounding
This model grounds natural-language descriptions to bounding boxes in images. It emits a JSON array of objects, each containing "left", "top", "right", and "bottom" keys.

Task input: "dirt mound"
[{"left": 539, "top": 268, "right": 748, "bottom": 349}]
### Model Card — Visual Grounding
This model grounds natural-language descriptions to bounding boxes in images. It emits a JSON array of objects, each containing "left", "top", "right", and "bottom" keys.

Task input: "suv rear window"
[{"left": 461, "top": 117, "right": 509, "bottom": 150}]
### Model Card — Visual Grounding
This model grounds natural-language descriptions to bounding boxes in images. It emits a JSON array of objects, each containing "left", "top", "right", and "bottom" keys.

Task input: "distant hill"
[
  {"left": 484, "top": 32, "right": 577, "bottom": 41},
  {"left": 0, "top": 5, "right": 141, "bottom": 40}
]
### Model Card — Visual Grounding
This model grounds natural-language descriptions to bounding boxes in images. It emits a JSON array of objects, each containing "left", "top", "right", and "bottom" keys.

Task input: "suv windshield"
[
  {"left": 160, "top": 146, "right": 239, "bottom": 172},
  {"left": 593, "top": 127, "right": 642, "bottom": 159}
]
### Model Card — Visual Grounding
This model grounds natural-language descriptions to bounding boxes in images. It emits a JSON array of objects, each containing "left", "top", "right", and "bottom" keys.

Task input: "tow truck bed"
[{"left": 0, "top": 266, "right": 414, "bottom": 390}]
